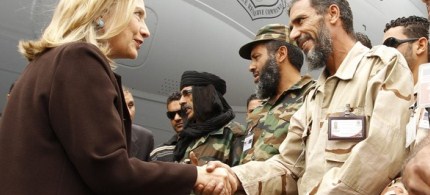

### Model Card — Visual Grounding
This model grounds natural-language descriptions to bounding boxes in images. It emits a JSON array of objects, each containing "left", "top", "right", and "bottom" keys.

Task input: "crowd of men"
[
  {"left": 1, "top": 0, "right": 430, "bottom": 194},
  {"left": 122, "top": 9, "right": 429, "bottom": 194}
]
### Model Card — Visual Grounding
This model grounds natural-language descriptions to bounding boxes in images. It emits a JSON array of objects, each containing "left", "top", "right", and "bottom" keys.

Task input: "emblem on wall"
[{"left": 237, "top": 0, "right": 286, "bottom": 20}]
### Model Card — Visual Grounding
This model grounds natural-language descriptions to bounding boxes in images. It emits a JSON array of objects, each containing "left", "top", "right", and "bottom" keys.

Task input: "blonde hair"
[{"left": 18, "top": 0, "right": 137, "bottom": 67}]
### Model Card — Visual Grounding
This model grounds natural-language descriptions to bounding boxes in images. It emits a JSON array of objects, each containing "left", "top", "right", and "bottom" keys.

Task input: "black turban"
[{"left": 180, "top": 71, "right": 226, "bottom": 95}]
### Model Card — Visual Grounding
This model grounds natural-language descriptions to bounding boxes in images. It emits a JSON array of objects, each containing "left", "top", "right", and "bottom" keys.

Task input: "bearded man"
[
  {"left": 238, "top": 23, "right": 314, "bottom": 164},
  {"left": 202, "top": 0, "right": 414, "bottom": 194}
]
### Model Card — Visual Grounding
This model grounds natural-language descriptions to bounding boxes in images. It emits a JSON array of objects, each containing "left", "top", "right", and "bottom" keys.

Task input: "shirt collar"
[
  {"left": 332, "top": 42, "right": 369, "bottom": 80},
  {"left": 259, "top": 75, "right": 315, "bottom": 105},
  {"left": 316, "top": 42, "right": 369, "bottom": 83},
  {"left": 313, "top": 42, "right": 369, "bottom": 95},
  {"left": 288, "top": 75, "right": 314, "bottom": 91}
]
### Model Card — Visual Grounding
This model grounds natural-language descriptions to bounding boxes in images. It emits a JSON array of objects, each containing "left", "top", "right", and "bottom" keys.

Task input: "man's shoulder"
[
  {"left": 132, "top": 124, "right": 154, "bottom": 136},
  {"left": 365, "top": 45, "right": 409, "bottom": 69},
  {"left": 286, "top": 77, "right": 316, "bottom": 105},
  {"left": 224, "top": 121, "right": 246, "bottom": 136}
]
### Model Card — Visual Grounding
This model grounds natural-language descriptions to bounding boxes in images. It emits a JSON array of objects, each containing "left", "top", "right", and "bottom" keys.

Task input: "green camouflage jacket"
[
  {"left": 240, "top": 76, "right": 314, "bottom": 164},
  {"left": 179, "top": 121, "right": 245, "bottom": 166}
]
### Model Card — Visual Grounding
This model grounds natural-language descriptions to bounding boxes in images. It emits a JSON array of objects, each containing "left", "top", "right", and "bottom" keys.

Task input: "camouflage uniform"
[
  {"left": 179, "top": 121, "right": 245, "bottom": 166},
  {"left": 232, "top": 43, "right": 414, "bottom": 195},
  {"left": 382, "top": 87, "right": 430, "bottom": 194},
  {"left": 240, "top": 76, "right": 314, "bottom": 164}
]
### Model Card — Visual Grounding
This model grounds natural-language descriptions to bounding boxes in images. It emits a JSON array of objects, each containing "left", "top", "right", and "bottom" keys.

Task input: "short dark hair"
[
  {"left": 384, "top": 16, "right": 430, "bottom": 61},
  {"left": 167, "top": 91, "right": 181, "bottom": 105},
  {"left": 246, "top": 94, "right": 259, "bottom": 108},
  {"left": 355, "top": 32, "right": 372, "bottom": 48},
  {"left": 384, "top": 16, "right": 429, "bottom": 38},
  {"left": 289, "top": 0, "right": 355, "bottom": 37},
  {"left": 265, "top": 40, "right": 304, "bottom": 72}
]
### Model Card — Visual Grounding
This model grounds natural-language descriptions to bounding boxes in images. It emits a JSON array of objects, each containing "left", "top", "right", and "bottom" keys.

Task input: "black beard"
[
  {"left": 306, "top": 19, "right": 332, "bottom": 70},
  {"left": 256, "top": 56, "right": 280, "bottom": 99}
]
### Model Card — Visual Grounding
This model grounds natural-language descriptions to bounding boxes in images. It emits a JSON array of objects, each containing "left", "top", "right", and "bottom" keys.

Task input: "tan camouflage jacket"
[
  {"left": 383, "top": 86, "right": 430, "bottom": 194},
  {"left": 232, "top": 43, "right": 414, "bottom": 195},
  {"left": 180, "top": 121, "right": 245, "bottom": 166},
  {"left": 240, "top": 76, "right": 314, "bottom": 164}
]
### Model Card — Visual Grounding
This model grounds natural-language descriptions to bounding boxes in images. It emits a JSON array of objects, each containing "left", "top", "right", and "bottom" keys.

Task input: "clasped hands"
[{"left": 192, "top": 152, "right": 240, "bottom": 195}]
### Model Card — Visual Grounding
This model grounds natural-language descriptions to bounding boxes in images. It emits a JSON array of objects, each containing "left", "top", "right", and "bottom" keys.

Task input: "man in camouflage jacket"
[
  {"left": 174, "top": 71, "right": 245, "bottom": 166},
  {"left": 238, "top": 23, "right": 314, "bottom": 164}
]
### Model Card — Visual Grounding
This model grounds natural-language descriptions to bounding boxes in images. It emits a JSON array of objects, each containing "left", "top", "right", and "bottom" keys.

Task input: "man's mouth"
[
  {"left": 297, "top": 34, "right": 312, "bottom": 52},
  {"left": 181, "top": 105, "right": 192, "bottom": 114},
  {"left": 253, "top": 73, "right": 259, "bottom": 83}
]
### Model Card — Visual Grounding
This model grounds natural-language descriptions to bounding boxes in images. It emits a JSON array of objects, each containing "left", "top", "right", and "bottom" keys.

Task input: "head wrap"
[
  {"left": 174, "top": 71, "right": 234, "bottom": 162},
  {"left": 180, "top": 71, "right": 226, "bottom": 95}
]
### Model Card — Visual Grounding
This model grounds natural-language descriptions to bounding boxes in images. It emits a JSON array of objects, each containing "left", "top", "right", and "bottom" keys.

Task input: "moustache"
[
  {"left": 297, "top": 34, "right": 312, "bottom": 48},
  {"left": 182, "top": 105, "right": 191, "bottom": 110}
]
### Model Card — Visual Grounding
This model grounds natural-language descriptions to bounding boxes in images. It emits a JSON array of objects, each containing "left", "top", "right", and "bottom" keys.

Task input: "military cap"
[{"left": 239, "top": 23, "right": 295, "bottom": 60}]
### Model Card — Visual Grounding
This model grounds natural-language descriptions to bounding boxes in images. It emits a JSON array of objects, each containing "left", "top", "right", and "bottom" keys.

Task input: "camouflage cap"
[{"left": 239, "top": 23, "right": 295, "bottom": 60}]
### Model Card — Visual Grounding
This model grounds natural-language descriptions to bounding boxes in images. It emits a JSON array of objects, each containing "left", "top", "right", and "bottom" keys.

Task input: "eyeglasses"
[
  {"left": 166, "top": 110, "right": 184, "bottom": 120},
  {"left": 181, "top": 89, "right": 192, "bottom": 96},
  {"left": 383, "top": 37, "right": 419, "bottom": 48}
]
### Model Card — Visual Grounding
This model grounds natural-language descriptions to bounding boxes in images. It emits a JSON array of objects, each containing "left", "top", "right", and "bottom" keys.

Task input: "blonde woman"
[{"left": 0, "top": 0, "right": 234, "bottom": 194}]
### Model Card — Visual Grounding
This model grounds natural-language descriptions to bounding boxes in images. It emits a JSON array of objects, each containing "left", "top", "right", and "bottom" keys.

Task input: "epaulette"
[
  {"left": 225, "top": 121, "right": 246, "bottom": 136},
  {"left": 365, "top": 45, "right": 408, "bottom": 69},
  {"left": 301, "top": 81, "right": 317, "bottom": 102}
]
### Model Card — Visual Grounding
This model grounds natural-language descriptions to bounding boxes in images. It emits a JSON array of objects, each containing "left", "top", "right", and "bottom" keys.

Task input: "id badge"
[
  {"left": 243, "top": 133, "right": 254, "bottom": 152},
  {"left": 418, "top": 109, "right": 430, "bottom": 129},
  {"left": 405, "top": 116, "right": 417, "bottom": 148},
  {"left": 418, "top": 63, "right": 430, "bottom": 108},
  {"left": 328, "top": 115, "right": 366, "bottom": 140}
]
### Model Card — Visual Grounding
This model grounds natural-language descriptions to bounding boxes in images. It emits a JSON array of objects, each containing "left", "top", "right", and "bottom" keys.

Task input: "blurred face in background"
[
  {"left": 383, "top": 26, "right": 416, "bottom": 71},
  {"left": 124, "top": 91, "right": 136, "bottom": 121},
  {"left": 247, "top": 99, "right": 262, "bottom": 117},
  {"left": 167, "top": 100, "right": 184, "bottom": 133}
]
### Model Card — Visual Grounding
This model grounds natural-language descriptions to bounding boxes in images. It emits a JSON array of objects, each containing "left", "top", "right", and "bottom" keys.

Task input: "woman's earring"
[{"left": 96, "top": 18, "right": 104, "bottom": 29}]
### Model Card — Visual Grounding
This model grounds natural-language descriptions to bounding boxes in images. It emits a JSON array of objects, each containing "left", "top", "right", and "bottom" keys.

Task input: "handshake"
[{"left": 194, "top": 161, "right": 240, "bottom": 195}]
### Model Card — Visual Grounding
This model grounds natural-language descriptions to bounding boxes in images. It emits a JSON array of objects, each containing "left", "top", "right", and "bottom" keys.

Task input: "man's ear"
[
  {"left": 327, "top": 4, "right": 340, "bottom": 24},
  {"left": 276, "top": 45, "right": 288, "bottom": 63},
  {"left": 416, "top": 37, "right": 428, "bottom": 56}
]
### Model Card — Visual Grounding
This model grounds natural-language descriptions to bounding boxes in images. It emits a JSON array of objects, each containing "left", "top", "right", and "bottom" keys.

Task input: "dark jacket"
[
  {"left": 131, "top": 124, "right": 154, "bottom": 161},
  {"left": 150, "top": 135, "right": 178, "bottom": 162},
  {"left": 0, "top": 42, "right": 196, "bottom": 194}
]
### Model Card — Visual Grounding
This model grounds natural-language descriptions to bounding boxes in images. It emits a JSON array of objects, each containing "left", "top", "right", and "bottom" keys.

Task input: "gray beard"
[
  {"left": 306, "top": 20, "right": 332, "bottom": 70},
  {"left": 256, "top": 57, "right": 280, "bottom": 99}
]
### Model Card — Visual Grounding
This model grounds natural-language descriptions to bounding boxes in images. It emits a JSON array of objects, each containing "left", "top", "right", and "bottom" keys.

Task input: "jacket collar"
[{"left": 323, "top": 42, "right": 369, "bottom": 81}]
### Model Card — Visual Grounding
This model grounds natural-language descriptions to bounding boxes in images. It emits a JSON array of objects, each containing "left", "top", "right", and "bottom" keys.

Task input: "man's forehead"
[
  {"left": 168, "top": 101, "right": 181, "bottom": 109},
  {"left": 383, "top": 26, "right": 407, "bottom": 39},
  {"left": 289, "top": 0, "right": 314, "bottom": 20},
  {"left": 292, "top": 0, "right": 312, "bottom": 10},
  {"left": 251, "top": 43, "right": 267, "bottom": 53}
]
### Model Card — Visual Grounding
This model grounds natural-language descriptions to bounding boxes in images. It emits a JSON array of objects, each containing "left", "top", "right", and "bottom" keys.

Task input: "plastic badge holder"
[{"left": 418, "top": 63, "right": 430, "bottom": 108}]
